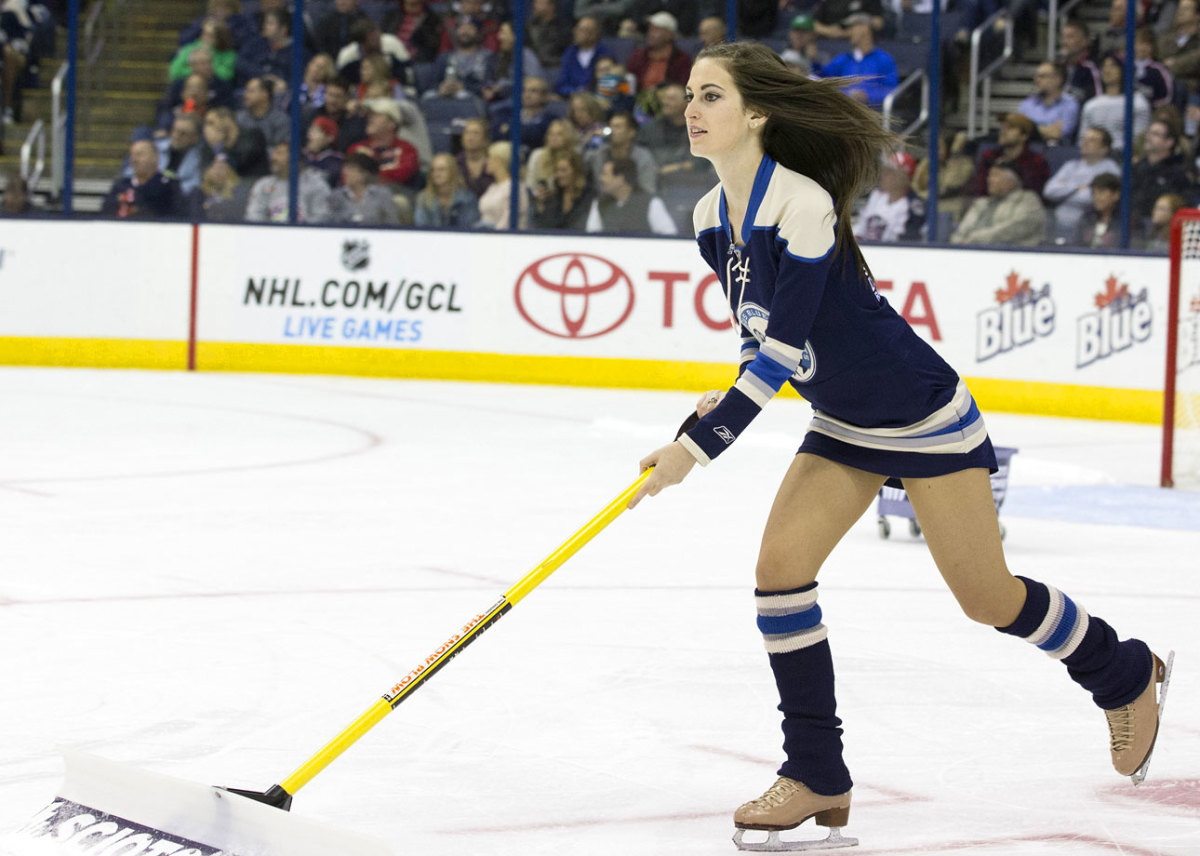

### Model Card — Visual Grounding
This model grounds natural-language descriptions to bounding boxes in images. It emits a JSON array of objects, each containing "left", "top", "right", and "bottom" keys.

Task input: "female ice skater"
[{"left": 628, "top": 41, "right": 1172, "bottom": 852}]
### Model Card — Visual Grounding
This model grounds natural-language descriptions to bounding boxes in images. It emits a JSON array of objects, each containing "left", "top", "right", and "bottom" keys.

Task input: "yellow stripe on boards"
[
  {"left": 0, "top": 337, "right": 187, "bottom": 370},
  {"left": 963, "top": 376, "right": 1161, "bottom": 425}
]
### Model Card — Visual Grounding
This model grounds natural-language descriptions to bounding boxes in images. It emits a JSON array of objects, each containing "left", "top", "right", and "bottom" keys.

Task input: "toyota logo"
[{"left": 514, "top": 253, "right": 635, "bottom": 338}]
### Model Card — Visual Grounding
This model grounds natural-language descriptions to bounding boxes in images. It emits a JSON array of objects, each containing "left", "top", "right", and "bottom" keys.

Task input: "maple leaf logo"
[
  {"left": 1095, "top": 275, "right": 1130, "bottom": 309},
  {"left": 995, "top": 271, "right": 1031, "bottom": 304}
]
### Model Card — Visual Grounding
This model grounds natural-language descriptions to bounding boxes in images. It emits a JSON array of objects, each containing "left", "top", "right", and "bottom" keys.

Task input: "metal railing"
[
  {"left": 882, "top": 69, "right": 930, "bottom": 138},
  {"left": 967, "top": 9, "right": 1015, "bottom": 138},
  {"left": 21, "top": 120, "right": 46, "bottom": 189},
  {"left": 51, "top": 62, "right": 68, "bottom": 197},
  {"left": 1045, "top": 0, "right": 1087, "bottom": 61}
]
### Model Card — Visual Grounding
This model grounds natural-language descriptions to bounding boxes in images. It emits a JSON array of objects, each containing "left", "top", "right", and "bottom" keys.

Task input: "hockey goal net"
[{"left": 1163, "top": 209, "right": 1200, "bottom": 488}]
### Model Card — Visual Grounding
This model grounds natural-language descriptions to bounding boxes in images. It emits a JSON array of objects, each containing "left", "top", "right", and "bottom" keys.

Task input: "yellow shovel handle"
[{"left": 277, "top": 468, "right": 653, "bottom": 797}]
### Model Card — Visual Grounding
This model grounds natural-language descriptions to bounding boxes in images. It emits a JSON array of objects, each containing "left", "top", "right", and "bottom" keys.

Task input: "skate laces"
[
  {"left": 1105, "top": 705, "right": 1135, "bottom": 753},
  {"left": 749, "top": 777, "right": 804, "bottom": 808}
]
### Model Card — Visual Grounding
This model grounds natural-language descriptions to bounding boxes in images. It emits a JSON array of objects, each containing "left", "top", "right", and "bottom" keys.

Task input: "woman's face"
[
  {"left": 1152, "top": 196, "right": 1176, "bottom": 225},
  {"left": 462, "top": 123, "right": 485, "bottom": 151},
  {"left": 431, "top": 157, "right": 454, "bottom": 187},
  {"left": 546, "top": 123, "right": 566, "bottom": 149},
  {"left": 684, "top": 58, "right": 760, "bottom": 162},
  {"left": 569, "top": 97, "right": 590, "bottom": 127},
  {"left": 498, "top": 22, "right": 514, "bottom": 51},
  {"left": 553, "top": 157, "right": 573, "bottom": 188}
]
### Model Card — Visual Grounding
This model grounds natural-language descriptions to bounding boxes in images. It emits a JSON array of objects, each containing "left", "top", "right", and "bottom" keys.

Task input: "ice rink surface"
[{"left": 1, "top": 367, "right": 1198, "bottom": 855}]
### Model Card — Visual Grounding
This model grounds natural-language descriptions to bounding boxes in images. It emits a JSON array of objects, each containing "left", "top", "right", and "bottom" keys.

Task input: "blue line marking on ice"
[{"left": 1003, "top": 486, "right": 1200, "bottom": 531}]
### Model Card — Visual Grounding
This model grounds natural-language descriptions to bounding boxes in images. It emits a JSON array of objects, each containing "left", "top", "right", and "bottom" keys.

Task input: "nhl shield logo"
[
  {"left": 341, "top": 239, "right": 370, "bottom": 271},
  {"left": 737, "top": 302, "right": 817, "bottom": 383}
]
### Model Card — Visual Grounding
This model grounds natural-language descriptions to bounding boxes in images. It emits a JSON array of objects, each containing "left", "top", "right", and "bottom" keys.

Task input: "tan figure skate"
[
  {"left": 732, "top": 776, "right": 857, "bottom": 851},
  {"left": 1105, "top": 650, "right": 1175, "bottom": 785}
]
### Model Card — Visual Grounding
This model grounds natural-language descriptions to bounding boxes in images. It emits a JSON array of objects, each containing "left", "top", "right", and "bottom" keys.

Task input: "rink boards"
[{"left": 0, "top": 220, "right": 1169, "bottom": 422}]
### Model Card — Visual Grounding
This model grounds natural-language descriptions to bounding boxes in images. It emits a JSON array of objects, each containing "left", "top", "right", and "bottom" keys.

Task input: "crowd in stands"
[{"left": 5, "top": 0, "right": 1200, "bottom": 250}]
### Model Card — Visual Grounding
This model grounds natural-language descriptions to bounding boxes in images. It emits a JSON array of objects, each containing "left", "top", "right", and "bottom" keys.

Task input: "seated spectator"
[
  {"left": 199, "top": 106, "right": 270, "bottom": 178},
  {"left": 245, "top": 141, "right": 331, "bottom": 222},
  {"left": 818, "top": 14, "right": 898, "bottom": 107},
  {"left": 568, "top": 90, "right": 610, "bottom": 150},
  {"left": 337, "top": 17, "right": 414, "bottom": 91},
  {"left": 626, "top": 1, "right": 702, "bottom": 37},
  {"left": 812, "top": 0, "right": 885, "bottom": 39},
  {"left": 1042, "top": 126, "right": 1120, "bottom": 238},
  {"left": 484, "top": 20, "right": 546, "bottom": 103},
  {"left": 527, "top": 117, "right": 580, "bottom": 199},
  {"left": 1143, "top": 191, "right": 1186, "bottom": 248},
  {"left": 555, "top": 16, "right": 611, "bottom": 97},
  {"left": 236, "top": 8, "right": 309, "bottom": 88},
  {"left": 780, "top": 14, "right": 825, "bottom": 76},
  {"left": 170, "top": 17, "right": 237, "bottom": 83},
  {"left": 583, "top": 109, "right": 657, "bottom": 192},
  {"left": 853, "top": 151, "right": 925, "bottom": 242},
  {"left": 1018, "top": 62, "right": 1080, "bottom": 145},
  {"left": 1136, "top": 26, "right": 1174, "bottom": 107},
  {"left": 1132, "top": 115, "right": 1195, "bottom": 225},
  {"left": 158, "top": 53, "right": 236, "bottom": 132},
  {"left": 178, "top": 0, "right": 255, "bottom": 52},
  {"left": 1079, "top": 54, "right": 1151, "bottom": 153},
  {"left": 585, "top": 156, "right": 677, "bottom": 235},
  {"left": 381, "top": 94, "right": 434, "bottom": 175},
  {"left": 476, "top": 141, "right": 528, "bottom": 228},
  {"left": 0, "top": 0, "right": 32, "bottom": 124},
  {"left": 531, "top": 148, "right": 594, "bottom": 229},
  {"left": 1070, "top": 172, "right": 1122, "bottom": 247},
  {"left": 1162, "top": 0, "right": 1200, "bottom": 95},
  {"left": 347, "top": 98, "right": 421, "bottom": 189},
  {"left": 383, "top": 0, "right": 443, "bottom": 65},
  {"left": 1, "top": 169, "right": 34, "bottom": 216},
  {"left": 414, "top": 152, "right": 481, "bottom": 227},
  {"left": 430, "top": 15, "right": 495, "bottom": 99},
  {"left": 1060, "top": 19, "right": 1101, "bottom": 105},
  {"left": 236, "top": 76, "right": 290, "bottom": 147},
  {"left": 593, "top": 56, "right": 637, "bottom": 112},
  {"left": 304, "top": 116, "right": 344, "bottom": 187},
  {"left": 640, "top": 82, "right": 689, "bottom": 170},
  {"left": 625, "top": 12, "right": 691, "bottom": 92},
  {"left": 101, "top": 140, "right": 185, "bottom": 220},
  {"left": 574, "top": 0, "right": 635, "bottom": 36},
  {"left": 300, "top": 53, "right": 336, "bottom": 112},
  {"left": 455, "top": 116, "right": 494, "bottom": 199},
  {"left": 1098, "top": 0, "right": 1145, "bottom": 57},
  {"left": 313, "top": 0, "right": 367, "bottom": 60},
  {"left": 526, "top": 0, "right": 572, "bottom": 70},
  {"left": 952, "top": 162, "right": 1047, "bottom": 245},
  {"left": 354, "top": 53, "right": 406, "bottom": 100},
  {"left": 437, "top": 0, "right": 501, "bottom": 54},
  {"left": 303, "top": 77, "right": 367, "bottom": 151},
  {"left": 697, "top": 15, "right": 727, "bottom": 49},
  {"left": 328, "top": 151, "right": 401, "bottom": 224},
  {"left": 490, "top": 74, "right": 557, "bottom": 149},
  {"left": 196, "top": 159, "right": 251, "bottom": 221},
  {"left": 912, "top": 129, "right": 974, "bottom": 223},
  {"left": 146, "top": 114, "right": 205, "bottom": 196},
  {"left": 968, "top": 113, "right": 1050, "bottom": 196}
]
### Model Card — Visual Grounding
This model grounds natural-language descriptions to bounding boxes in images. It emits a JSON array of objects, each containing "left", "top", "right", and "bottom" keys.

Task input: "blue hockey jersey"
[{"left": 678, "top": 154, "right": 987, "bottom": 468}]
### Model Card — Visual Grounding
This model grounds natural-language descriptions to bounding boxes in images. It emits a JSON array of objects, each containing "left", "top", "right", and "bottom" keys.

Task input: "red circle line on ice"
[{"left": 514, "top": 252, "right": 635, "bottom": 339}]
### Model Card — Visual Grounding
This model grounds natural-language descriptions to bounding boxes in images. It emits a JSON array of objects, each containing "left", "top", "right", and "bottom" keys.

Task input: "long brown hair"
[{"left": 695, "top": 41, "right": 900, "bottom": 278}]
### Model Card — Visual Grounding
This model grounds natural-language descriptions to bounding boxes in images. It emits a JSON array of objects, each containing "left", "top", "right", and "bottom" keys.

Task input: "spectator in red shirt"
[
  {"left": 347, "top": 98, "right": 420, "bottom": 189},
  {"left": 968, "top": 112, "right": 1051, "bottom": 196},
  {"left": 625, "top": 11, "right": 691, "bottom": 91}
]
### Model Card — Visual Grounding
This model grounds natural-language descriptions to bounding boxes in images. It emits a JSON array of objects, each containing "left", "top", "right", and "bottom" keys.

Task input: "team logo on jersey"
[
  {"left": 1075, "top": 275, "right": 1152, "bottom": 368},
  {"left": 737, "top": 303, "right": 817, "bottom": 382},
  {"left": 514, "top": 253, "right": 635, "bottom": 339}
]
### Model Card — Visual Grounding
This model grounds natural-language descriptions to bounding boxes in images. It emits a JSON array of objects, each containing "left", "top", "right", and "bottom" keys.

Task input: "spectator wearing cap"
[
  {"left": 952, "top": 161, "right": 1047, "bottom": 246},
  {"left": 245, "top": 140, "right": 332, "bottom": 223},
  {"left": 304, "top": 115, "right": 345, "bottom": 186},
  {"left": 347, "top": 98, "right": 421, "bottom": 189},
  {"left": 1078, "top": 54, "right": 1151, "bottom": 154},
  {"left": 853, "top": 152, "right": 925, "bottom": 242},
  {"left": 1070, "top": 172, "right": 1122, "bottom": 248},
  {"left": 625, "top": 12, "right": 692, "bottom": 91},
  {"left": 328, "top": 151, "right": 402, "bottom": 224},
  {"left": 555, "top": 15, "right": 612, "bottom": 97},
  {"left": 817, "top": 14, "right": 898, "bottom": 107},
  {"left": 811, "top": 0, "right": 885, "bottom": 39},
  {"left": 968, "top": 112, "right": 1050, "bottom": 196},
  {"left": 1017, "top": 62, "right": 1080, "bottom": 145},
  {"left": 780, "top": 15, "right": 825, "bottom": 76},
  {"left": 628, "top": 2, "right": 702, "bottom": 38}
]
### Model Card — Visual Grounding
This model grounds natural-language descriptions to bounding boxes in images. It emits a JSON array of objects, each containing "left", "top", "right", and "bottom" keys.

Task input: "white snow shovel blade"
[{"left": 1, "top": 751, "right": 393, "bottom": 856}]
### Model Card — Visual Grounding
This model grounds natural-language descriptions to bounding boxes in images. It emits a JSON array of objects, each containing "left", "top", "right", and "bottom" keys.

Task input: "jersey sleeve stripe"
[
  {"left": 677, "top": 433, "right": 711, "bottom": 466},
  {"left": 734, "top": 372, "right": 773, "bottom": 408}
]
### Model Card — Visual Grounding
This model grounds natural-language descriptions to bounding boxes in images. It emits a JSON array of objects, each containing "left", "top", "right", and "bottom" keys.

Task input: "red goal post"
[{"left": 1163, "top": 208, "right": 1200, "bottom": 488}]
